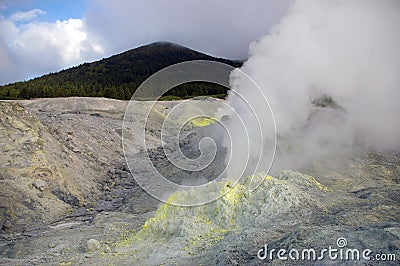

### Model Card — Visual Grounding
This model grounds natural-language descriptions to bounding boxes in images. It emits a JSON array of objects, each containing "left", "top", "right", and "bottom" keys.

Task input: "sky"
[{"left": 0, "top": 0, "right": 292, "bottom": 85}]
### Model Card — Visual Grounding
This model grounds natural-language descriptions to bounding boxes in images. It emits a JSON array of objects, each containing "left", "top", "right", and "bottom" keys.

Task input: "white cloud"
[
  {"left": 10, "top": 8, "right": 45, "bottom": 22},
  {"left": 13, "top": 18, "right": 103, "bottom": 62},
  {"left": 0, "top": 15, "right": 104, "bottom": 84}
]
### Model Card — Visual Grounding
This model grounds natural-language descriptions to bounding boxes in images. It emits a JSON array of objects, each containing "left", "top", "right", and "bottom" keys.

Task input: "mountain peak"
[
  {"left": 147, "top": 41, "right": 180, "bottom": 46},
  {"left": 0, "top": 42, "right": 242, "bottom": 100}
]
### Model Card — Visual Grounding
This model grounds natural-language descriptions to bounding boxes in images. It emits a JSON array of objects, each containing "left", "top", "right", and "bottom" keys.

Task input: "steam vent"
[
  {"left": 1, "top": 97, "right": 398, "bottom": 265},
  {"left": 1, "top": 1, "right": 400, "bottom": 264}
]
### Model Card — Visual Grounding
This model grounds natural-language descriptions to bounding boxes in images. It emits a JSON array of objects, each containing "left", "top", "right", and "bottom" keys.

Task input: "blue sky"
[
  {"left": 1, "top": 0, "right": 85, "bottom": 22},
  {"left": 0, "top": 0, "right": 292, "bottom": 85}
]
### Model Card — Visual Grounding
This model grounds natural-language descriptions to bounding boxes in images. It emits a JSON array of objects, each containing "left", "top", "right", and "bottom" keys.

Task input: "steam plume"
[{"left": 225, "top": 0, "right": 400, "bottom": 175}]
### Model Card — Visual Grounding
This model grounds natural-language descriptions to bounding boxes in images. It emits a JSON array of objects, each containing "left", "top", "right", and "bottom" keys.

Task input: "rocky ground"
[{"left": 0, "top": 97, "right": 399, "bottom": 265}]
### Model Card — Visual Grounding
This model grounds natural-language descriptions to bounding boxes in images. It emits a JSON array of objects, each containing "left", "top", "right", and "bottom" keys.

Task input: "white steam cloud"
[{"left": 225, "top": 0, "right": 400, "bottom": 174}]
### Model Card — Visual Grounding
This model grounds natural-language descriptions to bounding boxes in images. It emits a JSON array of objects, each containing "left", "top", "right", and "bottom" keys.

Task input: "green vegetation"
[{"left": 0, "top": 42, "right": 242, "bottom": 100}]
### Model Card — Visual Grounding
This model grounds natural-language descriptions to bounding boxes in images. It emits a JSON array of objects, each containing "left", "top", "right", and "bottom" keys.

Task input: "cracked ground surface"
[{"left": 0, "top": 98, "right": 399, "bottom": 265}]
